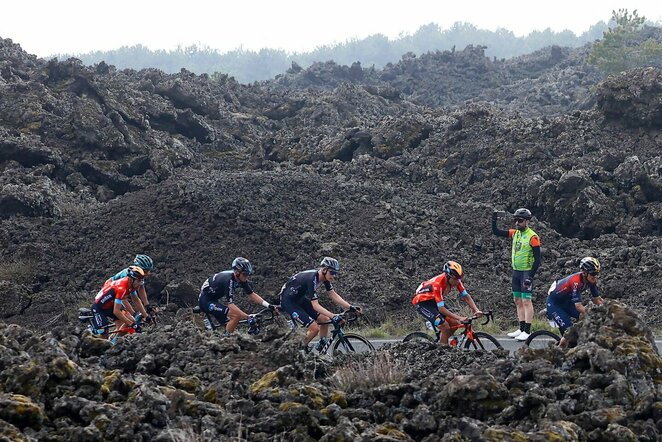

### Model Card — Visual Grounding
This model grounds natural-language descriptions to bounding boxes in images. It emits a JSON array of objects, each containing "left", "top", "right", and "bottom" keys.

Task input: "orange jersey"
[
  {"left": 94, "top": 277, "right": 133, "bottom": 310},
  {"left": 412, "top": 273, "right": 467, "bottom": 307}
]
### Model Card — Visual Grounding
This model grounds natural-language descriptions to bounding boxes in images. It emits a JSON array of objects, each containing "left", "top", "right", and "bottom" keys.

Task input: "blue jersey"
[
  {"left": 279, "top": 269, "right": 333, "bottom": 301},
  {"left": 547, "top": 272, "right": 599, "bottom": 304}
]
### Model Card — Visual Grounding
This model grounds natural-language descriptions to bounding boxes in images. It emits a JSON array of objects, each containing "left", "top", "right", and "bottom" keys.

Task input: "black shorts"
[
  {"left": 91, "top": 303, "right": 118, "bottom": 331},
  {"left": 512, "top": 270, "right": 533, "bottom": 295},
  {"left": 199, "top": 293, "right": 230, "bottom": 324},
  {"left": 280, "top": 295, "right": 319, "bottom": 327},
  {"left": 415, "top": 300, "right": 446, "bottom": 325}
]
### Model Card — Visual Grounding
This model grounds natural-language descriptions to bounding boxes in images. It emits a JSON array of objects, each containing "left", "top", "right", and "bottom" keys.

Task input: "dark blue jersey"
[
  {"left": 279, "top": 269, "right": 333, "bottom": 301},
  {"left": 199, "top": 270, "right": 254, "bottom": 304},
  {"left": 547, "top": 272, "right": 599, "bottom": 304}
]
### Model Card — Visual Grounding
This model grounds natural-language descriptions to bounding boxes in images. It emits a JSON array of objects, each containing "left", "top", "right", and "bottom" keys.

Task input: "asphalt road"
[{"left": 369, "top": 336, "right": 662, "bottom": 354}]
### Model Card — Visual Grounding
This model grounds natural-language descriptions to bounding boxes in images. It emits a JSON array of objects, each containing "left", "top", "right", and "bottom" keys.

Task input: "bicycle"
[
  {"left": 402, "top": 311, "right": 503, "bottom": 350},
  {"left": 314, "top": 310, "right": 375, "bottom": 355},
  {"left": 77, "top": 307, "right": 144, "bottom": 344},
  {"left": 191, "top": 306, "right": 279, "bottom": 335}
]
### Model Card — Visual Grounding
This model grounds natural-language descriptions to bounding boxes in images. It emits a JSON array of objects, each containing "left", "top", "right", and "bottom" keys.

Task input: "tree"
[{"left": 589, "top": 9, "right": 662, "bottom": 74}]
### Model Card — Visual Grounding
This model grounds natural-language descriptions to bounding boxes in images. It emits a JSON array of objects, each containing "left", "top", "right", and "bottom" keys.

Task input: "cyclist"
[
  {"left": 198, "top": 257, "right": 276, "bottom": 335},
  {"left": 111, "top": 254, "right": 154, "bottom": 323},
  {"left": 412, "top": 261, "right": 483, "bottom": 346},
  {"left": 492, "top": 208, "right": 541, "bottom": 341},
  {"left": 546, "top": 257, "right": 604, "bottom": 346},
  {"left": 91, "top": 266, "right": 145, "bottom": 339},
  {"left": 279, "top": 257, "right": 362, "bottom": 352}
]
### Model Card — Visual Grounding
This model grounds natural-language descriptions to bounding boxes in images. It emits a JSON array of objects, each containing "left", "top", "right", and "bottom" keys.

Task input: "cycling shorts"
[
  {"left": 415, "top": 300, "right": 446, "bottom": 326},
  {"left": 199, "top": 293, "right": 230, "bottom": 324},
  {"left": 280, "top": 295, "right": 319, "bottom": 327}
]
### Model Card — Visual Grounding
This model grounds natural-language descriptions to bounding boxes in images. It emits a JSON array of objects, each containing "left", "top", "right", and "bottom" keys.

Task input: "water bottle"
[
  {"left": 203, "top": 317, "right": 213, "bottom": 330},
  {"left": 425, "top": 321, "right": 434, "bottom": 330},
  {"left": 287, "top": 312, "right": 298, "bottom": 329}
]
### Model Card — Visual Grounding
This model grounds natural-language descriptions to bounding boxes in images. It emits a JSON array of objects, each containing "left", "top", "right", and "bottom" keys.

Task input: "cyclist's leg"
[
  {"left": 547, "top": 300, "right": 572, "bottom": 345},
  {"left": 281, "top": 295, "right": 318, "bottom": 345},
  {"left": 416, "top": 301, "right": 446, "bottom": 343},
  {"left": 91, "top": 303, "right": 111, "bottom": 337}
]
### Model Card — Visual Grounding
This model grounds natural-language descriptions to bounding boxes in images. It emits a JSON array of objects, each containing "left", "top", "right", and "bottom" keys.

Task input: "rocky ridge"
[{"left": 0, "top": 301, "right": 660, "bottom": 440}]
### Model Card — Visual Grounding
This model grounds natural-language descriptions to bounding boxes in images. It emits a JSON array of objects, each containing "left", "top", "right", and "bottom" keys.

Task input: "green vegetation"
[
  {"left": 589, "top": 9, "right": 662, "bottom": 74},
  {"left": 56, "top": 21, "right": 611, "bottom": 83}
]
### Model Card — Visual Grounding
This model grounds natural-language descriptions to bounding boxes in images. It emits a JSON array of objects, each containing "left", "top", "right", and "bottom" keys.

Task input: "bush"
[{"left": 332, "top": 352, "right": 405, "bottom": 392}]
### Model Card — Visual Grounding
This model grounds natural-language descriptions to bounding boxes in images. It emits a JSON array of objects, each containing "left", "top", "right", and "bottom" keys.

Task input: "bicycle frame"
[
  {"left": 193, "top": 306, "right": 277, "bottom": 333},
  {"left": 430, "top": 311, "right": 495, "bottom": 345},
  {"left": 315, "top": 310, "right": 360, "bottom": 353}
]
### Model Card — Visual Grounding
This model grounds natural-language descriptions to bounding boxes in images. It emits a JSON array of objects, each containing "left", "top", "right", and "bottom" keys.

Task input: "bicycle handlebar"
[
  {"left": 461, "top": 310, "right": 494, "bottom": 326},
  {"left": 317, "top": 309, "right": 362, "bottom": 326}
]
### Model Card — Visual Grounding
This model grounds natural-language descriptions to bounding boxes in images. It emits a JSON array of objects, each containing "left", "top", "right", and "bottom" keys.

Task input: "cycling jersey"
[
  {"left": 278, "top": 269, "right": 333, "bottom": 328},
  {"left": 412, "top": 273, "right": 468, "bottom": 308},
  {"left": 111, "top": 268, "right": 143, "bottom": 296},
  {"left": 94, "top": 277, "right": 135, "bottom": 311},
  {"left": 547, "top": 272, "right": 599, "bottom": 304},
  {"left": 199, "top": 270, "right": 254, "bottom": 304},
  {"left": 546, "top": 272, "right": 599, "bottom": 334},
  {"left": 279, "top": 269, "right": 333, "bottom": 302}
]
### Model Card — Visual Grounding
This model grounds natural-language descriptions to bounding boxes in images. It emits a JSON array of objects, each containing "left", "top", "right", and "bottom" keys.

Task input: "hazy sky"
[{"left": 2, "top": 0, "right": 662, "bottom": 57}]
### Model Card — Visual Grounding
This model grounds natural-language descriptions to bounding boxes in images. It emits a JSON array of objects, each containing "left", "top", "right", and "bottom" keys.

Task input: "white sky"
[{"left": 2, "top": 0, "right": 662, "bottom": 57}]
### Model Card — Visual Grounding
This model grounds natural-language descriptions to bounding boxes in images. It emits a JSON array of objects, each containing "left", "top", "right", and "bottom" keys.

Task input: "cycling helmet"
[
  {"left": 320, "top": 257, "right": 340, "bottom": 272},
  {"left": 232, "top": 257, "right": 253, "bottom": 275},
  {"left": 127, "top": 266, "right": 146, "bottom": 280},
  {"left": 513, "top": 208, "right": 532, "bottom": 220},
  {"left": 580, "top": 257, "right": 601, "bottom": 274},
  {"left": 443, "top": 261, "right": 464, "bottom": 279},
  {"left": 133, "top": 254, "right": 154, "bottom": 271}
]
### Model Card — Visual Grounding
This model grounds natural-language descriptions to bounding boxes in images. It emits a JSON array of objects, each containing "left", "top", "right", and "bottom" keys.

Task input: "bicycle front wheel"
[
  {"left": 332, "top": 333, "right": 375, "bottom": 355},
  {"left": 524, "top": 330, "right": 561, "bottom": 349},
  {"left": 464, "top": 332, "right": 503, "bottom": 350},
  {"left": 402, "top": 331, "right": 436, "bottom": 344}
]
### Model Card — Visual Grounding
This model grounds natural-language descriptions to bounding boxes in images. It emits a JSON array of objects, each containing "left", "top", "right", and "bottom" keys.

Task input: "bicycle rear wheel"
[
  {"left": 402, "top": 331, "right": 436, "bottom": 343},
  {"left": 332, "top": 333, "right": 375, "bottom": 355},
  {"left": 464, "top": 332, "right": 503, "bottom": 350},
  {"left": 524, "top": 330, "right": 561, "bottom": 349}
]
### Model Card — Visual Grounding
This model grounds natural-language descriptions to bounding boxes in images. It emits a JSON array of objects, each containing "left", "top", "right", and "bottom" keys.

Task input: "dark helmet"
[
  {"left": 133, "top": 254, "right": 154, "bottom": 271},
  {"left": 320, "top": 257, "right": 340, "bottom": 272},
  {"left": 513, "top": 208, "right": 532, "bottom": 220},
  {"left": 127, "top": 266, "right": 146, "bottom": 280},
  {"left": 443, "top": 261, "right": 464, "bottom": 279},
  {"left": 232, "top": 257, "right": 253, "bottom": 275},
  {"left": 580, "top": 257, "right": 601, "bottom": 274}
]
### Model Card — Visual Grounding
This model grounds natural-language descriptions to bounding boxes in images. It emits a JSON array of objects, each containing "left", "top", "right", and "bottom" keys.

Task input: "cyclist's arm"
[
  {"left": 248, "top": 292, "right": 272, "bottom": 308},
  {"left": 138, "top": 285, "right": 149, "bottom": 308},
  {"left": 115, "top": 299, "right": 134, "bottom": 327},
  {"left": 327, "top": 290, "right": 352, "bottom": 311},
  {"left": 131, "top": 293, "right": 149, "bottom": 319},
  {"left": 592, "top": 296, "right": 604, "bottom": 305},
  {"left": 491, "top": 213, "right": 511, "bottom": 237},
  {"left": 575, "top": 302, "right": 586, "bottom": 316},
  {"left": 438, "top": 306, "right": 466, "bottom": 322},
  {"left": 311, "top": 298, "right": 337, "bottom": 319},
  {"left": 123, "top": 298, "right": 136, "bottom": 315},
  {"left": 461, "top": 294, "right": 481, "bottom": 315}
]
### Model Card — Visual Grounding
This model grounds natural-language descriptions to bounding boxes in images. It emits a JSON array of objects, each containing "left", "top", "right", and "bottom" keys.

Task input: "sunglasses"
[
  {"left": 588, "top": 271, "right": 599, "bottom": 276},
  {"left": 328, "top": 270, "right": 338, "bottom": 276},
  {"left": 514, "top": 218, "right": 526, "bottom": 223}
]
